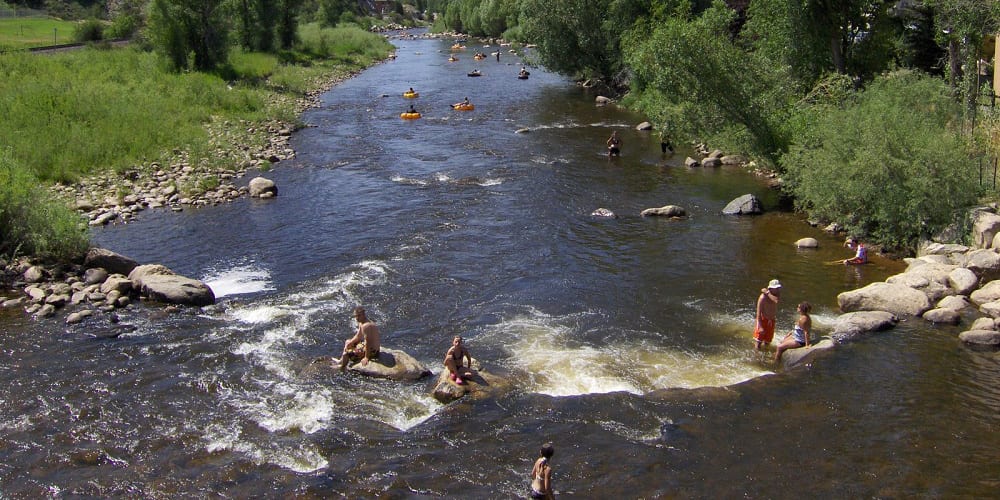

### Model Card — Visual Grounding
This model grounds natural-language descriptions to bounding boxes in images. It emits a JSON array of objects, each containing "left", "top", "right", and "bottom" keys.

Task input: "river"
[{"left": 1, "top": 33, "right": 998, "bottom": 498}]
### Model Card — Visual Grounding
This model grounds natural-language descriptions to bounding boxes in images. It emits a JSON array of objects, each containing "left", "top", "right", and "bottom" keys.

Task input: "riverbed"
[{"left": 1, "top": 33, "right": 997, "bottom": 498}]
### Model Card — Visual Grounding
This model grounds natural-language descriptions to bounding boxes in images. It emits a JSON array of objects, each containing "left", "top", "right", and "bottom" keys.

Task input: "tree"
[
  {"left": 781, "top": 70, "right": 978, "bottom": 249},
  {"left": 924, "top": 0, "right": 1000, "bottom": 113},
  {"left": 520, "top": 0, "right": 621, "bottom": 81},
  {"left": 147, "top": 0, "right": 231, "bottom": 71}
]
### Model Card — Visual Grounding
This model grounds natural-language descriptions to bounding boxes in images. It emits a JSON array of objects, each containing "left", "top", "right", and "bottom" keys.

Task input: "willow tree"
[{"left": 147, "top": 0, "right": 231, "bottom": 71}]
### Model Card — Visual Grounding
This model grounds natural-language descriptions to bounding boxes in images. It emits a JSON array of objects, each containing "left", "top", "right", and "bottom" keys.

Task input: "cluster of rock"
[
  {"left": 48, "top": 121, "right": 292, "bottom": 228},
  {"left": 0, "top": 248, "right": 214, "bottom": 323},
  {"left": 304, "top": 350, "right": 511, "bottom": 404}
]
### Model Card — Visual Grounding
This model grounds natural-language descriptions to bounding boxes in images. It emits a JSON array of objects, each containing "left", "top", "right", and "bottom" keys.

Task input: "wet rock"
[
  {"left": 128, "top": 264, "right": 215, "bottom": 307},
  {"left": 830, "top": 311, "right": 898, "bottom": 343},
  {"left": 431, "top": 361, "right": 511, "bottom": 404},
  {"left": 248, "top": 177, "right": 277, "bottom": 198},
  {"left": 778, "top": 338, "right": 835, "bottom": 369},
  {"left": 347, "top": 348, "right": 432, "bottom": 381},
  {"left": 684, "top": 157, "right": 700, "bottom": 168},
  {"left": 795, "top": 238, "right": 819, "bottom": 248},
  {"left": 100, "top": 274, "right": 133, "bottom": 295},
  {"left": 34, "top": 303, "right": 56, "bottom": 318},
  {"left": 722, "top": 194, "right": 762, "bottom": 215},
  {"left": 936, "top": 295, "right": 970, "bottom": 311},
  {"left": 83, "top": 268, "right": 108, "bottom": 286},
  {"left": 837, "top": 282, "right": 932, "bottom": 316},
  {"left": 591, "top": 208, "right": 616, "bottom": 218},
  {"left": 921, "top": 308, "right": 961, "bottom": 324},
  {"left": 970, "top": 317, "right": 998, "bottom": 331},
  {"left": 641, "top": 205, "right": 686, "bottom": 218},
  {"left": 958, "top": 329, "right": 1000, "bottom": 346},
  {"left": 721, "top": 155, "right": 746, "bottom": 165},
  {"left": 84, "top": 248, "right": 138, "bottom": 276},
  {"left": 66, "top": 309, "right": 94, "bottom": 325},
  {"left": 635, "top": 121, "right": 653, "bottom": 130},
  {"left": 702, "top": 157, "right": 722, "bottom": 168}
]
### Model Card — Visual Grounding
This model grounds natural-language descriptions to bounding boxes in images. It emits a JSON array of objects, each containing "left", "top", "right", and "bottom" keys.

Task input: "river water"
[{"left": 2, "top": 33, "right": 998, "bottom": 498}]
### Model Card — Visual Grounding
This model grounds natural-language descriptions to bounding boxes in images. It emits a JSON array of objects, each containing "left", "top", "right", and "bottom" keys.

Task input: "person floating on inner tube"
[
  {"left": 607, "top": 130, "right": 622, "bottom": 158},
  {"left": 408, "top": 104, "right": 417, "bottom": 114},
  {"left": 453, "top": 97, "right": 471, "bottom": 108}
]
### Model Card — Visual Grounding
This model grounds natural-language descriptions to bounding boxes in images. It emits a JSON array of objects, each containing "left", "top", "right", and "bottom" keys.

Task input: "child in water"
[{"left": 775, "top": 302, "right": 811, "bottom": 362}]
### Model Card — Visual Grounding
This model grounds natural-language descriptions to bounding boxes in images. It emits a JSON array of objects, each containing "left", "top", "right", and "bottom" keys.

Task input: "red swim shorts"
[{"left": 754, "top": 317, "right": 776, "bottom": 343}]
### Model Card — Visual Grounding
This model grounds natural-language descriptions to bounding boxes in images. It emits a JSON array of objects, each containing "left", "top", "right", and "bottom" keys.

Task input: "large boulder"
[
  {"left": 128, "top": 264, "right": 215, "bottom": 306},
  {"left": 948, "top": 268, "right": 979, "bottom": 296},
  {"left": 936, "top": 295, "right": 970, "bottom": 311},
  {"left": 347, "top": 348, "right": 432, "bottom": 381},
  {"left": 795, "top": 238, "right": 819, "bottom": 248},
  {"left": 961, "top": 249, "right": 1000, "bottom": 279},
  {"left": 921, "top": 308, "right": 961, "bottom": 325},
  {"left": 84, "top": 247, "right": 138, "bottom": 276},
  {"left": 640, "top": 205, "right": 686, "bottom": 218},
  {"left": 778, "top": 338, "right": 835, "bottom": 369},
  {"left": 970, "top": 279, "right": 1000, "bottom": 305},
  {"left": 722, "top": 194, "right": 762, "bottom": 215},
  {"left": 837, "top": 282, "right": 932, "bottom": 316},
  {"left": 430, "top": 359, "right": 512, "bottom": 403},
  {"left": 917, "top": 241, "right": 970, "bottom": 257},
  {"left": 958, "top": 330, "right": 1000, "bottom": 346},
  {"left": 248, "top": 177, "right": 278, "bottom": 198},
  {"left": 830, "top": 311, "right": 899, "bottom": 343},
  {"left": 885, "top": 272, "right": 952, "bottom": 302},
  {"left": 971, "top": 210, "right": 1000, "bottom": 248}
]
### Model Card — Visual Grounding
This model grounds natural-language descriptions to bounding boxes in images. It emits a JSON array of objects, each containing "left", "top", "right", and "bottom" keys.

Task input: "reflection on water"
[{"left": 0, "top": 32, "right": 998, "bottom": 497}]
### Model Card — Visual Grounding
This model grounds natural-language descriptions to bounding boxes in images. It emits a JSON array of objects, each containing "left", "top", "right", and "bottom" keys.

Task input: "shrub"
[
  {"left": 0, "top": 151, "right": 89, "bottom": 262},
  {"left": 781, "top": 70, "right": 979, "bottom": 250},
  {"left": 73, "top": 18, "right": 105, "bottom": 43}
]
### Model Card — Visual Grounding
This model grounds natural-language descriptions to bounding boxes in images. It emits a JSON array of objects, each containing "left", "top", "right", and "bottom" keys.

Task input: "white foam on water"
[
  {"left": 202, "top": 263, "right": 275, "bottom": 298},
  {"left": 202, "top": 422, "right": 329, "bottom": 474},
  {"left": 495, "top": 308, "right": 776, "bottom": 396},
  {"left": 391, "top": 174, "right": 429, "bottom": 186}
]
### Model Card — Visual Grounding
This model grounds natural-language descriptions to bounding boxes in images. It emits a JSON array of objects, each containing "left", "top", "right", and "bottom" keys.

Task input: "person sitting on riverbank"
[
  {"left": 530, "top": 443, "right": 555, "bottom": 499},
  {"left": 754, "top": 279, "right": 781, "bottom": 350},
  {"left": 444, "top": 336, "right": 472, "bottom": 385},
  {"left": 338, "top": 306, "right": 381, "bottom": 372},
  {"left": 844, "top": 237, "right": 868, "bottom": 265},
  {"left": 775, "top": 302, "right": 811, "bottom": 362},
  {"left": 607, "top": 131, "right": 622, "bottom": 158}
]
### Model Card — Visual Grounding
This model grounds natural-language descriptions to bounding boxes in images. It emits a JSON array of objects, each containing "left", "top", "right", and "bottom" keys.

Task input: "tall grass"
[
  {"left": 0, "top": 150, "right": 89, "bottom": 262},
  {"left": 0, "top": 48, "right": 271, "bottom": 183},
  {"left": 297, "top": 23, "right": 394, "bottom": 66}
]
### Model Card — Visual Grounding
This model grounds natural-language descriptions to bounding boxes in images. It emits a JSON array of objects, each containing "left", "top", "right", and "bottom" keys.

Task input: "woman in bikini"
[
  {"left": 530, "top": 443, "right": 555, "bottom": 499},
  {"left": 775, "top": 302, "right": 811, "bottom": 362}
]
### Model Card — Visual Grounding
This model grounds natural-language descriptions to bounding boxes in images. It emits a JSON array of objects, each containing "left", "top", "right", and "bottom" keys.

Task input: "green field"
[{"left": 0, "top": 17, "right": 79, "bottom": 51}]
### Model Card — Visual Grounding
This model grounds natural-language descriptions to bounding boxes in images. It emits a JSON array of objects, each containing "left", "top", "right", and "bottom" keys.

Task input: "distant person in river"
[
  {"left": 606, "top": 130, "right": 622, "bottom": 158},
  {"left": 774, "top": 302, "right": 812, "bottom": 362},
  {"left": 844, "top": 237, "right": 867, "bottom": 265},
  {"left": 338, "top": 306, "right": 381, "bottom": 372},
  {"left": 659, "top": 130, "right": 674, "bottom": 154},
  {"left": 453, "top": 97, "right": 471, "bottom": 108},
  {"left": 407, "top": 104, "right": 417, "bottom": 113},
  {"left": 754, "top": 279, "right": 781, "bottom": 350},
  {"left": 530, "top": 443, "right": 555, "bottom": 499},
  {"left": 443, "top": 335, "right": 473, "bottom": 385}
]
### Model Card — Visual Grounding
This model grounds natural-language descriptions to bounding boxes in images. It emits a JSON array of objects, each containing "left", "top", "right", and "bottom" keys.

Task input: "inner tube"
[
  {"left": 517, "top": 75, "right": 529, "bottom": 80},
  {"left": 452, "top": 104, "right": 474, "bottom": 111},
  {"left": 467, "top": 72, "right": 481, "bottom": 77},
  {"left": 403, "top": 91, "right": 419, "bottom": 98},
  {"left": 400, "top": 112, "right": 422, "bottom": 119}
]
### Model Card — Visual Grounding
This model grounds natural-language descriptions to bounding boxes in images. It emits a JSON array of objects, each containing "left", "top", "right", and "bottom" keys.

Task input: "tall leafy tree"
[
  {"left": 520, "top": 0, "right": 621, "bottom": 81},
  {"left": 147, "top": 0, "right": 231, "bottom": 71}
]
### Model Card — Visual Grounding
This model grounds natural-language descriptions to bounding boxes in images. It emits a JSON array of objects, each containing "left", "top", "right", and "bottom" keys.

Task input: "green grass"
[{"left": 0, "top": 17, "right": 80, "bottom": 51}]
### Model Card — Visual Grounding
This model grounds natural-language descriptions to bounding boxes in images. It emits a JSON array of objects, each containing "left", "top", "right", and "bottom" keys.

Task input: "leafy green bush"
[
  {"left": 73, "top": 18, "right": 105, "bottom": 43},
  {"left": 296, "top": 23, "right": 393, "bottom": 64},
  {"left": 781, "top": 70, "right": 979, "bottom": 250},
  {"left": 0, "top": 151, "right": 88, "bottom": 262},
  {"left": 105, "top": 14, "right": 139, "bottom": 40}
]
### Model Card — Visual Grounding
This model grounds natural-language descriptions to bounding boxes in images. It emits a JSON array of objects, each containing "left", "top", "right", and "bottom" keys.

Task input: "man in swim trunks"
[
  {"left": 443, "top": 336, "right": 472, "bottom": 385},
  {"left": 338, "top": 306, "right": 381, "bottom": 372},
  {"left": 754, "top": 279, "right": 781, "bottom": 350}
]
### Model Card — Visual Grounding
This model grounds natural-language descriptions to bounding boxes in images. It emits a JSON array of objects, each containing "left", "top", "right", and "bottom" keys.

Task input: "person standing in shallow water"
[
  {"left": 606, "top": 130, "right": 622, "bottom": 158},
  {"left": 530, "top": 443, "right": 555, "bottom": 499},
  {"left": 754, "top": 279, "right": 781, "bottom": 350}
]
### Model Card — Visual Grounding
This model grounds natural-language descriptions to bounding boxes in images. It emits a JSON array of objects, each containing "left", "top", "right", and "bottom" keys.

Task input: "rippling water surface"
[{"left": 2, "top": 32, "right": 998, "bottom": 497}]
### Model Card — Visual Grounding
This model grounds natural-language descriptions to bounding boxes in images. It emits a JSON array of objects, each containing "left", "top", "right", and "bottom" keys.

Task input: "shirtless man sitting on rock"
[
  {"left": 444, "top": 336, "right": 472, "bottom": 385},
  {"left": 339, "top": 306, "right": 381, "bottom": 372}
]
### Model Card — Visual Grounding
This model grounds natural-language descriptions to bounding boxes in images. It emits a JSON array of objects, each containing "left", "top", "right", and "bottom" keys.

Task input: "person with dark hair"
[
  {"left": 775, "top": 302, "right": 812, "bottom": 362},
  {"left": 606, "top": 130, "right": 622, "bottom": 158},
  {"left": 530, "top": 443, "right": 555, "bottom": 499},
  {"left": 338, "top": 306, "right": 381, "bottom": 372},
  {"left": 844, "top": 237, "right": 867, "bottom": 265}
]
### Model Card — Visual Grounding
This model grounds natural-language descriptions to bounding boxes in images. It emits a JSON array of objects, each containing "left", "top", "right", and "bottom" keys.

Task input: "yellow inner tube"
[
  {"left": 452, "top": 104, "right": 475, "bottom": 111},
  {"left": 403, "top": 91, "right": 419, "bottom": 98},
  {"left": 400, "top": 112, "right": 422, "bottom": 119}
]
